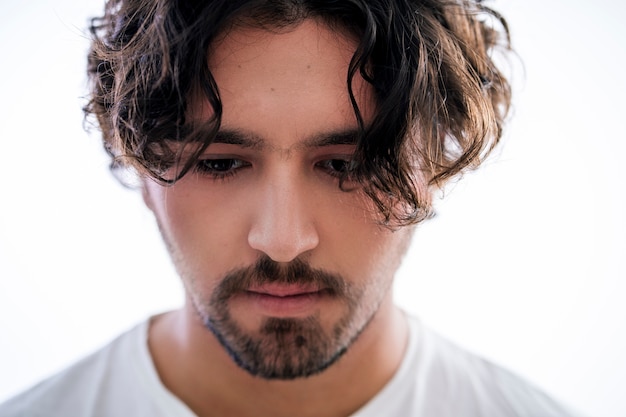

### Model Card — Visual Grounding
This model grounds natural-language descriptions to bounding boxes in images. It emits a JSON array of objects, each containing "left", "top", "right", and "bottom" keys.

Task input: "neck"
[{"left": 149, "top": 295, "right": 408, "bottom": 417}]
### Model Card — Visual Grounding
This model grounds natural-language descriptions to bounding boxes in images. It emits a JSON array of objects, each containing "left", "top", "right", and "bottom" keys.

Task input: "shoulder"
[
  {"left": 0, "top": 321, "right": 150, "bottom": 417},
  {"left": 407, "top": 317, "right": 580, "bottom": 417}
]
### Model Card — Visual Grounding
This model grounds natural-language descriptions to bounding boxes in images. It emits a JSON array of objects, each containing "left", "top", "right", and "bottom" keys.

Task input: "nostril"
[{"left": 248, "top": 220, "right": 319, "bottom": 263}]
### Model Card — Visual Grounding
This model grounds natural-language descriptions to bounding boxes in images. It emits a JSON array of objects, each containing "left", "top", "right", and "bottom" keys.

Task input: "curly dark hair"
[{"left": 85, "top": 0, "right": 512, "bottom": 226}]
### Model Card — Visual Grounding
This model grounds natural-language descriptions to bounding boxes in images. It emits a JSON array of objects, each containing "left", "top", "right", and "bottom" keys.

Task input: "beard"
[{"left": 189, "top": 255, "right": 374, "bottom": 380}]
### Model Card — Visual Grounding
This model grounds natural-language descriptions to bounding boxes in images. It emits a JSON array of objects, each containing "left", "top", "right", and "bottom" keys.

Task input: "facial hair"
[{"left": 191, "top": 255, "right": 373, "bottom": 380}]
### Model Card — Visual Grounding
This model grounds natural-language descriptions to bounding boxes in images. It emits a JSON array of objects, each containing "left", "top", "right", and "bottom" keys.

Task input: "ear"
[{"left": 141, "top": 180, "right": 155, "bottom": 212}]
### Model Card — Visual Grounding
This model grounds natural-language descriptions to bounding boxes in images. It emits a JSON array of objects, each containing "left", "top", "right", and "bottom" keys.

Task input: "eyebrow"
[
  {"left": 212, "top": 130, "right": 265, "bottom": 150},
  {"left": 301, "top": 130, "right": 360, "bottom": 148},
  {"left": 212, "top": 128, "right": 360, "bottom": 151}
]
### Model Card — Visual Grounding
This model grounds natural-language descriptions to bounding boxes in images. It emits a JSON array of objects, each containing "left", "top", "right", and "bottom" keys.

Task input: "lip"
[
  {"left": 246, "top": 283, "right": 323, "bottom": 297},
  {"left": 241, "top": 283, "right": 330, "bottom": 317}
]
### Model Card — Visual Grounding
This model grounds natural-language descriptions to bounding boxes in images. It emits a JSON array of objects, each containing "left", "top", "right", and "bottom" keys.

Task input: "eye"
[
  {"left": 316, "top": 158, "right": 355, "bottom": 178},
  {"left": 194, "top": 158, "right": 250, "bottom": 179}
]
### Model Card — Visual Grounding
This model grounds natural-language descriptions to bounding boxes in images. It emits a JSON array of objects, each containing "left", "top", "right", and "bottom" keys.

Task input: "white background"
[{"left": 0, "top": 1, "right": 624, "bottom": 416}]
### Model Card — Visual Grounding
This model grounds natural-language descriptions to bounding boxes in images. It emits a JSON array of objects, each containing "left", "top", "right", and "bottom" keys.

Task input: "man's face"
[{"left": 142, "top": 20, "right": 414, "bottom": 379}]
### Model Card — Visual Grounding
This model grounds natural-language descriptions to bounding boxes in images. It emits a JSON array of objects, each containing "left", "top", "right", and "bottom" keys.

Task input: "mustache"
[{"left": 213, "top": 256, "right": 348, "bottom": 303}]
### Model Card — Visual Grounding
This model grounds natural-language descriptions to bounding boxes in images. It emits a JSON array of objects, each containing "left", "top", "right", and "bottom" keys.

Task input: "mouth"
[
  {"left": 241, "top": 283, "right": 332, "bottom": 317},
  {"left": 247, "top": 283, "right": 326, "bottom": 297}
]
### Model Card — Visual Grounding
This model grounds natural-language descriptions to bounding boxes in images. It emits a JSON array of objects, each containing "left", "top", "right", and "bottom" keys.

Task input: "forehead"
[
  {"left": 208, "top": 19, "right": 357, "bottom": 82},
  {"left": 199, "top": 20, "right": 374, "bottom": 149}
]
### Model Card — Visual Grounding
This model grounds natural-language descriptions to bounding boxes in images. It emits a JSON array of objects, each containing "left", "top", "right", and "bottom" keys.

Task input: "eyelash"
[
  {"left": 193, "top": 157, "right": 355, "bottom": 181},
  {"left": 194, "top": 158, "right": 251, "bottom": 181},
  {"left": 315, "top": 158, "right": 355, "bottom": 178}
]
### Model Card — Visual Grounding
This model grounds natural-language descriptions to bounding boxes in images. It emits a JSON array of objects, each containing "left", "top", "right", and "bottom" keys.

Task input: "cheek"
[
  {"left": 143, "top": 180, "right": 251, "bottom": 276},
  {"left": 152, "top": 178, "right": 236, "bottom": 233},
  {"left": 352, "top": 230, "right": 411, "bottom": 281},
  {"left": 319, "top": 193, "right": 411, "bottom": 282}
]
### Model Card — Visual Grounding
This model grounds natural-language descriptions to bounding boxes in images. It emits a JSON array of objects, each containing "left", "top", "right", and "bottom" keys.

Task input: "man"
[{"left": 0, "top": 0, "right": 578, "bottom": 416}]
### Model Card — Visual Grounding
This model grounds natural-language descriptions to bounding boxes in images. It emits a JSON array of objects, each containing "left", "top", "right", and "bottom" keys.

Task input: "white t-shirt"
[{"left": 0, "top": 315, "right": 578, "bottom": 417}]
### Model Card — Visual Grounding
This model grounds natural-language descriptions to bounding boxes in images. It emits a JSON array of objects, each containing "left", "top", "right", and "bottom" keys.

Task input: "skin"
[{"left": 143, "top": 19, "right": 416, "bottom": 417}]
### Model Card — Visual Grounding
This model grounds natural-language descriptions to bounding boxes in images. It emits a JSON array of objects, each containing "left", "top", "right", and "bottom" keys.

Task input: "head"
[{"left": 85, "top": 0, "right": 512, "bottom": 379}]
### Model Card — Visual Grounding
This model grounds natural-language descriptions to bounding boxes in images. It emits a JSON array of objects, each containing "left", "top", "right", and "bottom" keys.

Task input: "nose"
[{"left": 247, "top": 172, "right": 320, "bottom": 263}]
